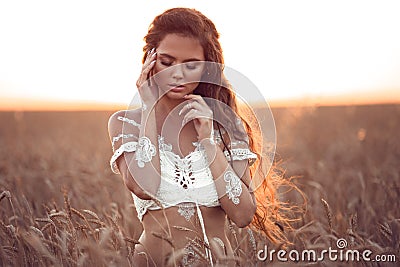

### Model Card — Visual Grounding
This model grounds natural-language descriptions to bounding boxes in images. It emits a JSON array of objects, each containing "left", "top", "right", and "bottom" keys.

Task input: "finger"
[
  {"left": 183, "top": 94, "right": 206, "bottom": 104},
  {"left": 137, "top": 60, "right": 156, "bottom": 87},
  {"left": 182, "top": 109, "right": 199, "bottom": 126},
  {"left": 182, "top": 106, "right": 213, "bottom": 124},
  {"left": 179, "top": 101, "right": 202, "bottom": 116},
  {"left": 143, "top": 60, "right": 156, "bottom": 77},
  {"left": 182, "top": 103, "right": 213, "bottom": 123},
  {"left": 142, "top": 52, "right": 157, "bottom": 71},
  {"left": 141, "top": 51, "right": 157, "bottom": 75},
  {"left": 147, "top": 47, "right": 155, "bottom": 56},
  {"left": 183, "top": 94, "right": 210, "bottom": 110},
  {"left": 144, "top": 48, "right": 156, "bottom": 64}
]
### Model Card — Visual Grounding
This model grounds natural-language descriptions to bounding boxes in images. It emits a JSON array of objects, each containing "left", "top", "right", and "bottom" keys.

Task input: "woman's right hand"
[{"left": 136, "top": 48, "right": 158, "bottom": 106}]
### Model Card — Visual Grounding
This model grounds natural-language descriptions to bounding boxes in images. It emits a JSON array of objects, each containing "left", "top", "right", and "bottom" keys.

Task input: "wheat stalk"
[
  {"left": 29, "top": 226, "right": 44, "bottom": 239},
  {"left": 172, "top": 225, "right": 198, "bottom": 235},
  {"left": 70, "top": 208, "right": 86, "bottom": 220},
  {"left": 152, "top": 231, "right": 175, "bottom": 248},
  {"left": 379, "top": 222, "right": 393, "bottom": 242},
  {"left": 82, "top": 209, "right": 100, "bottom": 221},
  {"left": 41, "top": 222, "right": 55, "bottom": 233},
  {"left": 320, "top": 198, "right": 333, "bottom": 231},
  {"left": 63, "top": 190, "right": 72, "bottom": 220},
  {"left": 123, "top": 236, "right": 140, "bottom": 245}
]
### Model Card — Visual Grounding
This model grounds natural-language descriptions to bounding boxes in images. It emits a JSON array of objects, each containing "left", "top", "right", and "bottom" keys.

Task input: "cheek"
[
  {"left": 152, "top": 62, "right": 163, "bottom": 75},
  {"left": 183, "top": 67, "right": 205, "bottom": 82},
  {"left": 153, "top": 64, "right": 170, "bottom": 83},
  {"left": 186, "top": 82, "right": 200, "bottom": 92}
]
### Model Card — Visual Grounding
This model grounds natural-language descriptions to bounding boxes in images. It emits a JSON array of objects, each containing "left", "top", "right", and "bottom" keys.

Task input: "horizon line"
[{"left": 0, "top": 98, "right": 399, "bottom": 112}]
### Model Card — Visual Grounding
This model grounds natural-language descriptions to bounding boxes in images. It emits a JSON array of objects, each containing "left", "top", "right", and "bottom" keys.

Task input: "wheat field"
[{"left": 0, "top": 104, "right": 399, "bottom": 266}]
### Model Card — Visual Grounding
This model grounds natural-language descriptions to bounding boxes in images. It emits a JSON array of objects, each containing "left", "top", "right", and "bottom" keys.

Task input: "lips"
[{"left": 168, "top": 84, "right": 185, "bottom": 91}]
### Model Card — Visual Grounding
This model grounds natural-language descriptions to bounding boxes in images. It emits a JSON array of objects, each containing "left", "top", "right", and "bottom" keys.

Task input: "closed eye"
[
  {"left": 161, "top": 61, "right": 172, "bottom": 66},
  {"left": 185, "top": 63, "right": 197, "bottom": 70},
  {"left": 160, "top": 60, "right": 201, "bottom": 70}
]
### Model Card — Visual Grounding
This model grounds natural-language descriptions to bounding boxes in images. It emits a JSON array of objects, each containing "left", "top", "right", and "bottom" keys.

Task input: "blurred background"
[
  {"left": 0, "top": 1, "right": 399, "bottom": 266},
  {"left": 1, "top": 0, "right": 399, "bottom": 110}
]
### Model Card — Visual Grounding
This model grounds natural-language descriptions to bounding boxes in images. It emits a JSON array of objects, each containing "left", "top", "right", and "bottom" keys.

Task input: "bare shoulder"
[{"left": 108, "top": 109, "right": 142, "bottom": 136}]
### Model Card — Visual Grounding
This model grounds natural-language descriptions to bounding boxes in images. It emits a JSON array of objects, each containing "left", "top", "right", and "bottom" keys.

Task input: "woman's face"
[{"left": 152, "top": 33, "right": 205, "bottom": 100}]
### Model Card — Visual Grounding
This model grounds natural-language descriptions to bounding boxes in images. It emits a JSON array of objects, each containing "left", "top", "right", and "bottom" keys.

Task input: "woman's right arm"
[
  {"left": 108, "top": 48, "right": 161, "bottom": 199},
  {"left": 108, "top": 108, "right": 161, "bottom": 200}
]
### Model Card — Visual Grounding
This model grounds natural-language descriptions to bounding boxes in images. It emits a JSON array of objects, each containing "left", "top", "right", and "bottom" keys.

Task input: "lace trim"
[
  {"left": 112, "top": 133, "right": 136, "bottom": 151},
  {"left": 224, "top": 171, "right": 242, "bottom": 205},
  {"left": 111, "top": 141, "right": 257, "bottom": 174},
  {"left": 133, "top": 194, "right": 156, "bottom": 220},
  {"left": 158, "top": 135, "right": 172, "bottom": 152},
  {"left": 117, "top": 116, "right": 141, "bottom": 128},
  {"left": 224, "top": 148, "right": 257, "bottom": 166},
  {"left": 110, "top": 142, "right": 138, "bottom": 174},
  {"left": 177, "top": 202, "right": 196, "bottom": 221},
  {"left": 136, "top": 136, "right": 157, "bottom": 168}
]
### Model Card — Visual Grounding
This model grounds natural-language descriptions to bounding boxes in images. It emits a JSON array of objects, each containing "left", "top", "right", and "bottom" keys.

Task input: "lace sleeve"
[
  {"left": 223, "top": 140, "right": 257, "bottom": 166},
  {"left": 110, "top": 142, "right": 138, "bottom": 174},
  {"left": 212, "top": 127, "right": 257, "bottom": 166},
  {"left": 109, "top": 114, "right": 141, "bottom": 174}
]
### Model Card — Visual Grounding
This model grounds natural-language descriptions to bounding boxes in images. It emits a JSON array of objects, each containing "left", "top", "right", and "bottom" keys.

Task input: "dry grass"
[{"left": 0, "top": 105, "right": 399, "bottom": 266}]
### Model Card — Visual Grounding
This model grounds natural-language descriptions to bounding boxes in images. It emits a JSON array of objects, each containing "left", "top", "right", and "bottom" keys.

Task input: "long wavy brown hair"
[{"left": 142, "top": 7, "right": 301, "bottom": 244}]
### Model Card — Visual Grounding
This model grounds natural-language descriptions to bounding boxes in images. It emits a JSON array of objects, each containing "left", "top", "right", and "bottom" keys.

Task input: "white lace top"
[{"left": 109, "top": 116, "right": 257, "bottom": 222}]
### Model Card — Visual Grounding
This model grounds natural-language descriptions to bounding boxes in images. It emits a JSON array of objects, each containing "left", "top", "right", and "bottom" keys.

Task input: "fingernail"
[{"left": 151, "top": 48, "right": 155, "bottom": 53}]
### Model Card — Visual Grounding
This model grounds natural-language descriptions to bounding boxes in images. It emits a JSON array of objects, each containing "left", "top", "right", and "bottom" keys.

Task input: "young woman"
[{"left": 108, "top": 7, "right": 292, "bottom": 266}]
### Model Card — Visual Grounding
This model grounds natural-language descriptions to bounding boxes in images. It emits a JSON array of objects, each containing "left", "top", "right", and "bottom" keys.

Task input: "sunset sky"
[{"left": 0, "top": 0, "right": 399, "bottom": 110}]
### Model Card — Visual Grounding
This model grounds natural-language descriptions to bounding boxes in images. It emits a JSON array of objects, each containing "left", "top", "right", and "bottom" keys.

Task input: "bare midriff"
[{"left": 133, "top": 206, "right": 234, "bottom": 266}]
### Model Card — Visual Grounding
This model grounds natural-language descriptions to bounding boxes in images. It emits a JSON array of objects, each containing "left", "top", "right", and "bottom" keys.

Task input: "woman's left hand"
[{"left": 179, "top": 94, "right": 213, "bottom": 141}]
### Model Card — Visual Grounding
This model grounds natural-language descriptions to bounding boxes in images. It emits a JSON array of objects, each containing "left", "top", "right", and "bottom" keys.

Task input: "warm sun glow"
[{"left": 0, "top": 0, "right": 399, "bottom": 110}]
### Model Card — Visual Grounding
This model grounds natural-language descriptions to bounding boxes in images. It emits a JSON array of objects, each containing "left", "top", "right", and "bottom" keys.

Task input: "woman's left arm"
[
  {"left": 181, "top": 94, "right": 257, "bottom": 228},
  {"left": 199, "top": 139, "right": 257, "bottom": 227}
]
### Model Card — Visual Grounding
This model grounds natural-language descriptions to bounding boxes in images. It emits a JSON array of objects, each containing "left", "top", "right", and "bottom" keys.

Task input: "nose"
[{"left": 171, "top": 64, "right": 184, "bottom": 81}]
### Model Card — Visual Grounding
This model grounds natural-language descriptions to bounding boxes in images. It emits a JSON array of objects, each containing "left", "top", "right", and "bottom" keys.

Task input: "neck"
[
  {"left": 156, "top": 94, "right": 186, "bottom": 114},
  {"left": 155, "top": 94, "right": 187, "bottom": 137}
]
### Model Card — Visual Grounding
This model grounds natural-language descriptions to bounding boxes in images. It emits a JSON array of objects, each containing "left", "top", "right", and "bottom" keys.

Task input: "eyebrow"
[{"left": 158, "top": 53, "right": 203, "bottom": 62}]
